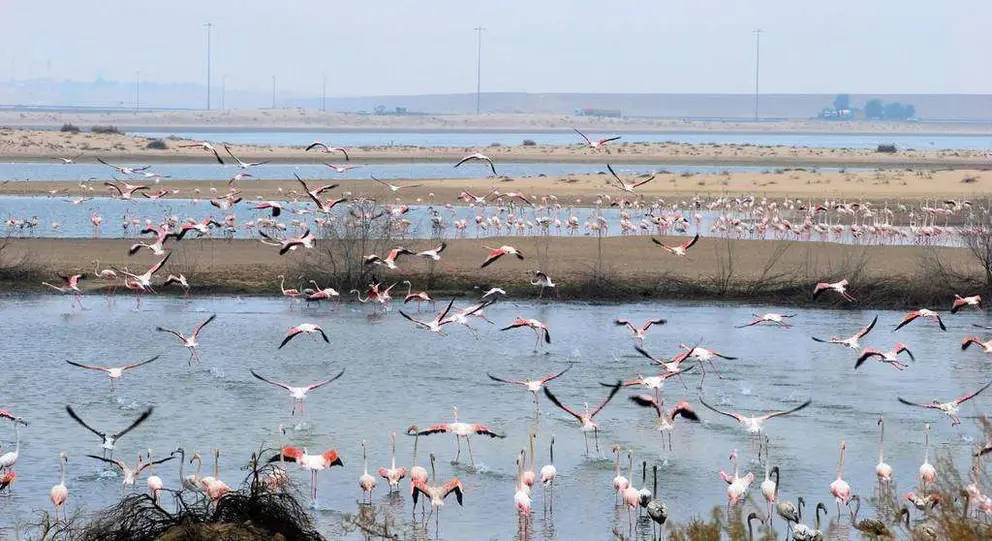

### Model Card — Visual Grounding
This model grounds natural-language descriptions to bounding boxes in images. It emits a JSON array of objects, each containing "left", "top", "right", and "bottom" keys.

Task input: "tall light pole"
[
  {"left": 204, "top": 22, "right": 213, "bottom": 110},
  {"left": 474, "top": 26, "right": 485, "bottom": 115},
  {"left": 321, "top": 74, "right": 327, "bottom": 112},
  {"left": 221, "top": 75, "right": 227, "bottom": 110},
  {"left": 135, "top": 71, "right": 140, "bottom": 112},
  {"left": 271, "top": 76, "right": 276, "bottom": 109},
  {"left": 753, "top": 28, "right": 762, "bottom": 122}
]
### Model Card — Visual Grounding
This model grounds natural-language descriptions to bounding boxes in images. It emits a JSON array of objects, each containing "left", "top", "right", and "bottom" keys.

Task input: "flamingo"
[
  {"left": 614, "top": 317, "right": 667, "bottom": 342},
  {"left": 372, "top": 176, "right": 423, "bottom": 192},
  {"left": 0, "top": 410, "right": 26, "bottom": 425},
  {"left": 572, "top": 127, "right": 621, "bottom": 149},
  {"left": 454, "top": 153, "right": 496, "bottom": 175},
  {"left": 50, "top": 452, "right": 69, "bottom": 522},
  {"left": 411, "top": 453, "right": 463, "bottom": 532},
  {"left": 175, "top": 448, "right": 202, "bottom": 493},
  {"left": 644, "top": 465, "right": 668, "bottom": 536},
  {"left": 88, "top": 452, "right": 174, "bottom": 496},
  {"left": 919, "top": 423, "right": 937, "bottom": 491},
  {"left": 514, "top": 449, "right": 532, "bottom": 520},
  {"left": 539, "top": 436, "right": 557, "bottom": 511},
  {"left": 876, "top": 417, "right": 893, "bottom": 493},
  {"left": 856, "top": 343, "right": 915, "bottom": 370},
  {"left": 145, "top": 448, "right": 166, "bottom": 503},
  {"left": 897, "top": 380, "right": 992, "bottom": 427},
  {"left": 278, "top": 323, "right": 330, "bottom": 349},
  {"left": 952, "top": 294, "right": 983, "bottom": 313},
  {"left": 253, "top": 201, "right": 284, "bottom": 217},
  {"left": 162, "top": 274, "right": 191, "bottom": 297},
  {"left": 894, "top": 308, "right": 947, "bottom": 331},
  {"left": 305, "top": 142, "right": 349, "bottom": 159},
  {"left": 605, "top": 164, "right": 655, "bottom": 192},
  {"left": 961, "top": 335, "right": 992, "bottom": 354},
  {"left": 103, "top": 180, "right": 149, "bottom": 200},
  {"left": 377, "top": 432, "right": 408, "bottom": 493},
  {"left": 501, "top": 316, "right": 551, "bottom": 350},
  {"left": 651, "top": 234, "right": 699, "bottom": 256},
  {"left": 408, "top": 406, "right": 506, "bottom": 467},
  {"left": 698, "top": 397, "right": 811, "bottom": 456},
  {"left": 259, "top": 229, "right": 315, "bottom": 255},
  {"left": 270, "top": 445, "right": 343, "bottom": 502},
  {"left": 621, "top": 450, "right": 641, "bottom": 535},
  {"left": 628, "top": 395, "right": 700, "bottom": 451},
  {"left": 610, "top": 445, "right": 629, "bottom": 503},
  {"left": 295, "top": 174, "right": 346, "bottom": 213},
  {"left": 633, "top": 345, "right": 697, "bottom": 389},
  {"left": 178, "top": 141, "right": 225, "bottom": 164},
  {"left": 847, "top": 495, "right": 892, "bottom": 538},
  {"left": 223, "top": 145, "right": 269, "bottom": 168},
  {"left": 201, "top": 449, "right": 231, "bottom": 501},
  {"left": 760, "top": 438, "right": 779, "bottom": 523},
  {"left": 726, "top": 460, "right": 754, "bottom": 515},
  {"left": 402, "top": 280, "right": 435, "bottom": 312},
  {"left": 522, "top": 432, "right": 536, "bottom": 490},
  {"left": 156, "top": 314, "right": 216, "bottom": 364},
  {"left": 96, "top": 157, "right": 151, "bottom": 175},
  {"left": 530, "top": 270, "right": 557, "bottom": 299},
  {"left": 829, "top": 440, "right": 852, "bottom": 516},
  {"left": 487, "top": 363, "right": 573, "bottom": 416},
  {"left": 64, "top": 356, "right": 159, "bottom": 389},
  {"left": 812, "top": 278, "right": 855, "bottom": 302},
  {"left": 54, "top": 153, "right": 82, "bottom": 164},
  {"left": 0, "top": 422, "right": 23, "bottom": 471},
  {"left": 407, "top": 425, "right": 429, "bottom": 516},
  {"left": 736, "top": 312, "right": 797, "bottom": 328},
  {"left": 64, "top": 405, "right": 153, "bottom": 458},
  {"left": 776, "top": 496, "right": 802, "bottom": 538},
  {"left": 480, "top": 287, "right": 507, "bottom": 299},
  {"left": 480, "top": 245, "right": 524, "bottom": 268},
  {"left": 414, "top": 242, "right": 446, "bottom": 261},
  {"left": 542, "top": 381, "right": 622, "bottom": 456},
  {"left": 358, "top": 440, "right": 377, "bottom": 503},
  {"left": 114, "top": 252, "right": 171, "bottom": 292},
  {"left": 92, "top": 260, "right": 118, "bottom": 294},
  {"left": 677, "top": 343, "right": 737, "bottom": 387},
  {"left": 899, "top": 506, "right": 939, "bottom": 540},
  {"left": 399, "top": 299, "right": 461, "bottom": 336},
  {"left": 249, "top": 368, "right": 345, "bottom": 415},
  {"left": 41, "top": 273, "right": 86, "bottom": 309},
  {"left": 325, "top": 162, "right": 359, "bottom": 173},
  {"left": 278, "top": 275, "right": 301, "bottom": 300},
  {"left": 363, "top": 247, "right": 414, "bottom": 270}
]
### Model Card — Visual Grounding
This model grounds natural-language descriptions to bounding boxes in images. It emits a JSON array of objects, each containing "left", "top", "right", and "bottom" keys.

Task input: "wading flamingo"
[
  {"left": 628, "top": 395, "right": 700, "bottom": 451},
  {"left": 377, "top": 432, "right": 408, "bottom": 493},
  {"left": 829, "top": 440, "right": 852, "bottom": 516},
  {"left": 486, "top": 363, "right": 573, "bottom": 416},
  {"left": 408, "top": 406, "right": 506, "bottom": 467},
  {"left": 250, "top": 369, "right": 345, "bottom": 416},
  {"left": 156, "top": 314, "right": 216, "bottom": 365},
  {"left": 50, "top": 452, "right": 69, "bottom": 522},
  {"left": 542, "top": 381, "right": 622, "bottom": 456},
  {"left": 64, "top": 356, "right": 159, "bottom": 390},
  {"left": 698, "top": 397, "right": 811, "bottom": 457},
  {"left": 358, "top": 440, "right": 376, "bottom": 503},
  {"left": 876, "top": 417, "right": 893, "bottom": 493},
  {"left": 411, "top": 453, "right": 463, "bottom": 533},
  {"left": 897, "top": 380, "right": 992, "bottom": 427}
]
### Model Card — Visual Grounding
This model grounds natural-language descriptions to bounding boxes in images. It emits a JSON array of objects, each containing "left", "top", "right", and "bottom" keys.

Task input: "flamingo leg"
[
  {"left": 532, "top": 392, "right": 540, "bottom": 417},
  {"left": 454, "top": 436, "right": 461, "bottom": 463},
  {"left": 594, "top": 427, "right": 601, "bottom": 453},
  {"left": 584, "top": 432, "right": 590, "bottom": 457},
  {"left": 466, "top": 436, "right": 476, "bottom": 468},
  {"left": 709, "top": 359, "right": 724, "bottom": 379}
]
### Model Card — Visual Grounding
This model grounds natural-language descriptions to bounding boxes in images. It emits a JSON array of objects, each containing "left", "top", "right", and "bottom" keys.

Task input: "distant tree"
[
  {"left": 884, "top": 102, "right": 906, "bottom": 119},
  {"left": 904, "top": 104, "right": 916, "bottom": 119},
  {"left": 864, "top": 99, "right": 884, "bottom": 119},
  {"left": 833, "top": 93, "right": 851, "bottom": 111}
]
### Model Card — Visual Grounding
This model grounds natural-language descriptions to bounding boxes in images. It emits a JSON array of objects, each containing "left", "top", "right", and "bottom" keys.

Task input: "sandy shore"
[
  {"left": 4, "top": 110, "right": 992, "bottom": 135},
  {"left": 1, "top": 236, "right": 979, "bottom": 308},
  {"left": 0, "top": 128, "right": 989, "bottom": 169},
  {"left": 3, "top": 168, "right": 990, "bottom": 202}
]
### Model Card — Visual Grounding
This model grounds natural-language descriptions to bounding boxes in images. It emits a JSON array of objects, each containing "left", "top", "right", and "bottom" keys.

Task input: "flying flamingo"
[
  {"left": 812, "top": 278, "right": 855, "bottom": 302},
  {"left": 454, "top": 153, "right": 497, "bottom": 175},
  {"left": 408, "top": 406, "right": 506, "bottom": 467},
  {"left": 611, "top": 365, "right": 696, "bottom": 404},
  {"left": 876, "top": 417, "right": 893, "bottom": 493},
  {"left": 411, "top": 453, "right": 463, "bottom": 533},
  {"left": 633, "top": 345, "right": 696, "bottom": 389},
  {"left": 96, "top": 157, "right": 151, "bottom": 176},
  {"left": 259, "top": 229, "right": 315, "bottom": 255},
  {"left": 156, "top": 314, "right": 216, "bottom": 365},
  {"left": 651, "top": 234, "right": 699, "bottom": 256},
  {"left": 372, "top": 176, "right": 424, "bottom": 192},
  {"left": 628, "top": 395, "right": 700, "bottom": 451},
  {"left": 542, "top": 381, "right": 622, "bottom": 456},
  {"left": 363, "top": 247, "right": 414, "bottom": 270},
  {"left": 178, "top": 141, "right": 225, "bottom": 164},
  {"left": 103, "top": 180, "right": 149, "bottom": 200},
  {"left": 829, "top": 440, "right": 852, "bottom": 516},
  {"left": 487, "top": 363, "right": 573, "bottom": 416},
  {"left": 414, "top": 243, "right": 447, "bottom": 261},
  {"left": 894, "top": 308, "right": 947, "bottom": 331},
  {"left": 325, "top": 162, "right": 359, "bottom": 173},
  {"left": 677, "top": 343, "right": 737, "bottom": 388},
  {"left": 249, "top": 368, "right": 345, "bottom": 416},
  {"left": 605, "top": 164, "right": 655, "bottom": 192},
  {"left": 919, "top": 423, "right": 937, "bottom": 491},
  {"left": 530, "top": 271, "right": 557, "bottom": 299},
  {"left": 480, "top": 245, "right": 524, "bottom": 268},
  {"left": 42, "top": 274, "right": 86, "bottom": 309},
  {"left": 269, "top": 445, "right": 343, "bottom": 503},
  {"left": 223, "top": 145, "right": 270, "bottom": 168},
  {"left": 50, "top": 452, "right": 69, "bottom": 522},
  {"left": 358, "top": 440, "right": 377, "bottom": 503},
  {"left": 812, "top": 315, "right": 878, "bottom": 350},
  {"left": 399, "top": 299, "right": 461, "bottom": 336},
  {"left": 114, "top": 252, "right": 171, "bottom": 292},
  {"left": 855, "top": 343, "right": 914, "bottom": 370},
  {"left": 64, "top": 405, "right": 153, "bottom": 458},
  {"left": 305, "top": 142, "right": 350, "bottom": 160},
  {"left": 897, "top": 380, "right": 992, "bottom": 427},
  {"left": 377, "top": 432, "right": 408, "bottom": 493},
  {"left": 572, "top": 127, "right": 621, "bottom": 149},
  {"left": 736, "top": 313, "right": 797, "bottom": 328},
  {"left": 278, "top": 323, "right": 330, "bottom": 349},
  {"left": 961, "top": 336, "right": 992, "bottom": 354},
  {"left": 162, "top": 274, "right": 191, "bottom": 297},
  {"left": 87, "top": 452, "right": 174, "bottom": 496},
  {"left": 64, "top": 356, "right": 159, "bottom": 389},
  {"left": 952, "top": 294, "right": 982, "bottom": 313},
  {"left": 295, "top": 175, "right": 347, "bottom": 213},
  {"left": 402, "top": 280, "right": 435, "bottom": 312},
  {"left": 614, "top": 317, "right": 667, "bottom": 342},
  {"left": 501, "top": 316, "right": 551, "bottom": 350},
  {"left": 698, "top": 397, "right": 812, "bottom": 457}
]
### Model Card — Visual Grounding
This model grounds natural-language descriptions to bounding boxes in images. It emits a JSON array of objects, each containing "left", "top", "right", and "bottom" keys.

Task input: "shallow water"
[
  {"left": 131, "top": 130, "right": 992, "bottom": 151},
  {"left": 0, "top": 296, "right": 989, "bottom": 539}
]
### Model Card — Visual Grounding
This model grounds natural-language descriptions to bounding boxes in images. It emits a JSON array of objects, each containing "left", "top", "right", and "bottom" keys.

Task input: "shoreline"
[{"left": 1, "top": 236, "right": 983, "bottom": 309}]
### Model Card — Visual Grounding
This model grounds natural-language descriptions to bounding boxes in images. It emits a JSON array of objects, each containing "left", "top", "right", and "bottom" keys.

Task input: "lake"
[
  {"left": 131, "top": 130, "right": 992, "bottom": 151},
  {"left": 0, "top": 296, "right": 988, "bottom": 539}
]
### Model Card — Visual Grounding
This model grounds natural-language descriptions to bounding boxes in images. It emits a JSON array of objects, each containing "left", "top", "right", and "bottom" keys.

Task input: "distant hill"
[{"left": 1, "top": 79, "right": 991, "bottom": 121}]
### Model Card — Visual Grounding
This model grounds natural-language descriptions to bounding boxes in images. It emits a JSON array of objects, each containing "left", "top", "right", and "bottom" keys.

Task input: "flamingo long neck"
[
  {"left": 878, "top": 421, "right": 885, "bottom": 462},
  {"left": 13, "top": 424, "right": 18, "bottom": 454},
  {"left": 614, "top": 450, "right": 621, "bottom": 476},
  {"left": 178, "top": 450, "right": 186, "bottom": 480},
  {"left": 652, "top": 465, "right": 657, "bottom": 496},
  {"left": 412, "top": 434, "right": 420, "bottom": 467},
  {"left": 924, "top": 426, "right": 931, "bottom": 462},
  {"left": 627, "top": 453, "right": 634, "bottom": 479},
  {"left": 193, "top": 457, "right": 202, "bottom": 478},
  {"left": 405, "top": 282, "right": 413, "bottom": 297},
  {"left": 528, "top": 434, "right": 535, "bottom": 472},
  {"left": 213, "top": 451, "right": 220, "bottom": 479},
  {"left": 838, "top": 446, "right": 846, "bottom": 478},
  {"left": 59, "top": 457, "right": 66, "bottom": 485},
  {"left": 280, "top": 275, "right": 287, "bottom": 293},
  {"left": 549, "top": 439, "right": 554, "bottom": 465},
  {"left": 362, "top": 443, "right": 369, "bottom": 475},
  {"left": 390, "top": 435, "right": 397, "bottom": 470}
]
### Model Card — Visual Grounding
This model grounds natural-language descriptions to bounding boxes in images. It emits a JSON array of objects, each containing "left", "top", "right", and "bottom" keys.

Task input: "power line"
[{"left": 474, "top": 26, "right": 485, "bottom": 115}]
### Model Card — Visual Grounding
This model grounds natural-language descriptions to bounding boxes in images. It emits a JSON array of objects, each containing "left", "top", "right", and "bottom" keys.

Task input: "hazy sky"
[{"left": 4, "top": 1, "right": 989, "bottom": 96}]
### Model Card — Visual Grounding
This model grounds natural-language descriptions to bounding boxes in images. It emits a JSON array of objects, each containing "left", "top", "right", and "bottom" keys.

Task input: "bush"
[
  {"left": 489, "top": 142, "right": 502, "bottom": 147},
  {"left": 145, "top": 139, "right": 168, "bottom": 150},
  {"left": 91, "top": 125, "right": 124, "bottom": 135},
  {"left": 60, "top": 123, "right": 80, "bottom": 133},
  {"left": 876, "top": 144, "right": 897, "bottom": 153},
  {"left": 521, "top": 139, "right": 537, "bottom": 146}
]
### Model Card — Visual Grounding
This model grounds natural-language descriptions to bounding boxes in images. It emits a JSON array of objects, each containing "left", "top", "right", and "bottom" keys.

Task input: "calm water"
[
  {"left": 133, "top": 130, "right": 992, "bottom": 151},
  {"left": 0, "top": 162, "right": 796, "bottom": 183},
  {"left": 0, "top": 296, "right": 989, "bottom": 539}
]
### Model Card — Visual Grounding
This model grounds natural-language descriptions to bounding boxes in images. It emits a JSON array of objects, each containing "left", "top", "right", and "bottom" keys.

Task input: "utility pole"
[
  {"left": 204, "top": 22, "right": 213, "bottom": 110},
  {"left": 474, "top": 26, "right": 485, "bottom": 115},
  {"left": 221, "top": 75, "right": 227, "bottom": 110},
  {"left": 753, "top": 28, "right": 762, "bottom": 122},
  {"left": 322, "top": 74, "right": 327, "bottom": 112},
  {"left": 135, "top": 71, "right": 140, "bottom": 112},
  {"left": 271, "top": 76, "right": 276, "bottom": 109}
]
